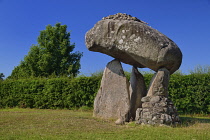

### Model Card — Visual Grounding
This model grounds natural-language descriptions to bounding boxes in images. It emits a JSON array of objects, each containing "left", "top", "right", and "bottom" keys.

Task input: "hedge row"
[
  {"left": 169, "top": 74, "right": 210, "bottom": 114},
  {"left": 0, "top": 76, "right": 101, "bottom": 109},
  {"left": 0, "top": 73, "right": 209, "bottom": 113}
]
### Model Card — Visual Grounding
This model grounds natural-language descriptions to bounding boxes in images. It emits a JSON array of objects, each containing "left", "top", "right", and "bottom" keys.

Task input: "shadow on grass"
[{"left": 179, "top": 116, "right": 210, "bottom": 127}]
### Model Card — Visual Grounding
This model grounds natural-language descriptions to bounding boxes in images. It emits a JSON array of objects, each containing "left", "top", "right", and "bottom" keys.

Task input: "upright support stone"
[
  {"left": 129, "top": 67, "right": 147, "bottom": 120},
  {"left": 136, "top": 68, "right": 180, "bottom": 125},
  {"left": 93, "top": 59, "right": 130, "bottom": 123},
  {"left": 147, "top": 68, "right": 170, "bottom": 97}
]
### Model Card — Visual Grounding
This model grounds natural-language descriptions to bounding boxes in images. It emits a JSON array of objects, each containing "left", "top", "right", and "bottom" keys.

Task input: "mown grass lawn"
[{"left": 0, "top": 108, "right": 209, "bottom": 140}]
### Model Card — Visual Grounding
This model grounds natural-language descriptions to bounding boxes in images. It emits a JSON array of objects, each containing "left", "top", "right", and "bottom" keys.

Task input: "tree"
[
  {"left": 0, "top": 73, "right": 5, "bottom": 80},
  {"left": 9, "top": 23, "right": 82, "bottom": 79}
]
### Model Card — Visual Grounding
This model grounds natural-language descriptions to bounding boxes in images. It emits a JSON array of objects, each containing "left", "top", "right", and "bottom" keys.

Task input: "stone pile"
[
  {"left": 136, "top": 96, "right": 180, "bottom": 125},
  {"left": 85, "top": 13, "right": 182, "bottom": 126}
]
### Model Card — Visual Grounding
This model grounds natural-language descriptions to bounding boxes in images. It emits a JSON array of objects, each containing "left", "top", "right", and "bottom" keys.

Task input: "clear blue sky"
[{"left": 0, "top": 0, "right": 210, "bottom": 77}]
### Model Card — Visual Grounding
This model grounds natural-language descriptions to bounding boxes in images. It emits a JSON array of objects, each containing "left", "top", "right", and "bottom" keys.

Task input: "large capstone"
[
  {"left": 85, "top": 13, "right": 182, "bottom": 74},
  {"left": 93, "top": 59, "right": 130, "bottom": 122}
]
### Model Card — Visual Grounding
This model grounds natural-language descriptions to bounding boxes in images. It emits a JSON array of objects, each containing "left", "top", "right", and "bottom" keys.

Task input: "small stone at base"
[{"left": 115, "top": 118, "right": 125, "bottom": 125}]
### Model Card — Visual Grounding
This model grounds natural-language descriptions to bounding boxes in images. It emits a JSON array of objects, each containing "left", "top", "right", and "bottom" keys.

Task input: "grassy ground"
[{"left": 0, "top": 108, "right": 209, "bottom": 140}]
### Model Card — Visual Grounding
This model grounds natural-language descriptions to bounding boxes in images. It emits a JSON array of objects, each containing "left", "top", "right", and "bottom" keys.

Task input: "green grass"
[{"left": 0, "top": 108, "right": 209, "bottom": 140}]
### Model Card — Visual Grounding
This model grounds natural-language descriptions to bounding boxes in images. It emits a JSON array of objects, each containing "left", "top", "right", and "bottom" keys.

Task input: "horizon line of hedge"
[{"left": 0, "top": 73, "right": 209, "bottom": 114}]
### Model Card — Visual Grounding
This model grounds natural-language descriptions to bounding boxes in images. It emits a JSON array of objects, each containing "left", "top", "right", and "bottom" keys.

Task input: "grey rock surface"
[
  {"left": 129, "top": 67, "right": 147, "bottom": 120},
  {"left": 147, "top": 68, "right": 170, "bottom": 97},
  {"left": 115, "top": 117, "right": 125, "bottom": 125},
  {"left": 136, "top": 95, "right": 180, "bottom": 125},
  {"left": 85, "top": 13, "right": 182, "bottom": 74},
  {"left": 93, "top": 59, "right": 130, "bottom": 121}
]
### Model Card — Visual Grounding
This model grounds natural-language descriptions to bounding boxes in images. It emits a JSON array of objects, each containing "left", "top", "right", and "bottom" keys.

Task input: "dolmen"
[{"left": 85, "top": 13, "right": 182, "bottom": 126}]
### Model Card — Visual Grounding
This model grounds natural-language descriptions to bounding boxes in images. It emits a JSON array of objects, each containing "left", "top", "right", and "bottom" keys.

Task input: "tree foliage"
[
  {"left": 9, "top": 23, "right": 82, "bottom": 79},
  {"left": 0, "top": 73, "right": 5, "bottom": 81}
]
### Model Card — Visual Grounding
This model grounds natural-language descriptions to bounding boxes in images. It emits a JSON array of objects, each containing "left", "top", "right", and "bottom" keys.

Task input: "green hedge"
[
  {"left": 0, "top": 76, "right": 101, "bottom": 109},
  {"left": 169, "top": 74, "right": 210, "bottom": 114},
  {"left": 0, "top": 73, "right": 209, "bottom": 114}
]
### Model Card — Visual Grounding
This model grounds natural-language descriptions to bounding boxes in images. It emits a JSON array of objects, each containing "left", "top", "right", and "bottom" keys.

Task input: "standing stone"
[
  {"left": 147, "top": 68, "right": 170, "bottom": 97},
  {"left": 136, "top": 68, "right": 180, "bottom": 126},
  {"left": 129, "top": 67, "right": 147, "bottom": 120},
  {"left": 93, "top": 59, "right": 130, "bottom": 123}
]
